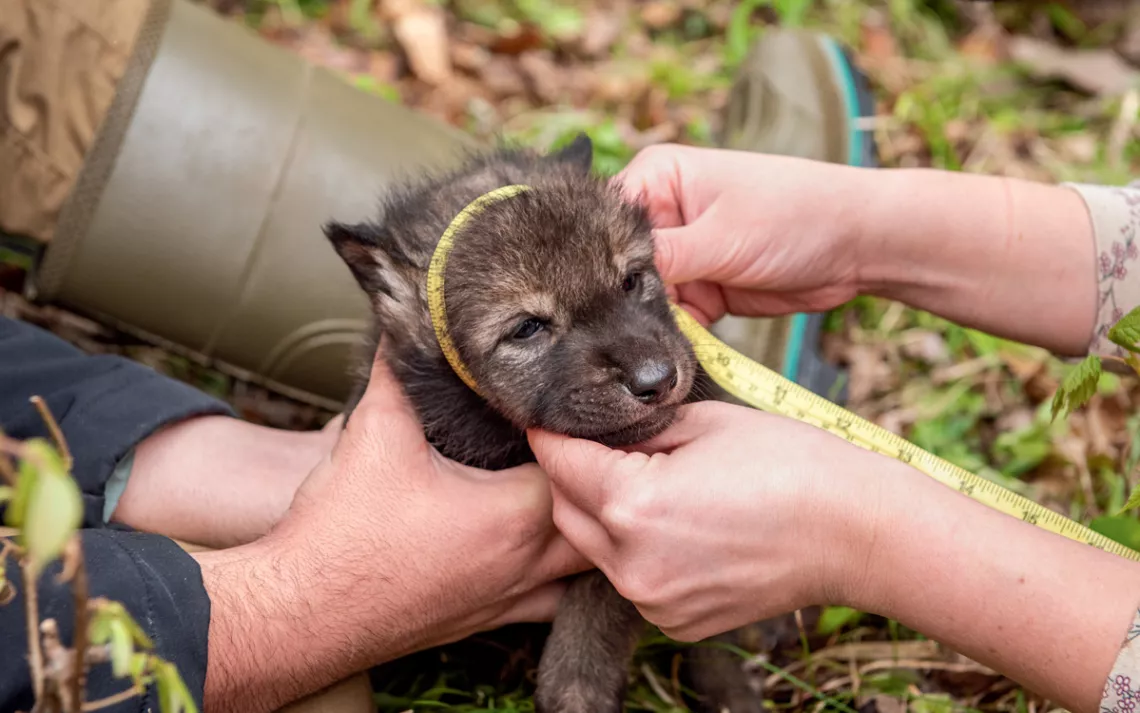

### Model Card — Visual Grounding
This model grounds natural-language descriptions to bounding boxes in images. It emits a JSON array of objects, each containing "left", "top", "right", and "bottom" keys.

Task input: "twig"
[
  {"left": 23, "top": 560, "right": 45, "bottom": 700},
  {"left": 81, "top": 686, "right": 142, "bottom": 712},
  {"left": 0, "top": 429, "right": 18, "bottom": 486},
  {"left": 30, "top": 397, "right": 72, "bottom": 473},
  {"left": 61, "top": 538, "right": 89, "bottom": 712},
  {"left": 1109, "top": 88, "right": 1140, "bottom": 172},
  {"left": 640, "top": 663, "right": 677, "bottom": 707},
  {"left": 0, "top": 539, "right": 16, "bottom": 602}
]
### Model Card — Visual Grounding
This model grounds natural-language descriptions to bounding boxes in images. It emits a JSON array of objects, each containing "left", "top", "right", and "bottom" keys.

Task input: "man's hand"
[{"left": 195, "top": 348, "right": 589, "bottom": 712}]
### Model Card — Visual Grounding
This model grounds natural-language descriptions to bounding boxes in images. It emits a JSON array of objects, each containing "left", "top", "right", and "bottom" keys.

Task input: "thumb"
[
  {"left": 344, "top": 343, "right": 425, "bottom": 443},
  {"left": 653, "top": 203, "right": 734, "bottom": 286},
  {"left": 527, "top": 429, "right": 632, "bottom": 517}
]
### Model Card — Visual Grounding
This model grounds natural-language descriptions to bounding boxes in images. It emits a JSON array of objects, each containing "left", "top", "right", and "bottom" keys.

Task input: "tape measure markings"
[{"left": 671, "top": 305, "right": 1140, "bottom": 562}]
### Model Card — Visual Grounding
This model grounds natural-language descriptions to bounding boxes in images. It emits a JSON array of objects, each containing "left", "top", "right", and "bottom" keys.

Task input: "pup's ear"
[
  {"left": 326, "top": 220, "right": 423, "bottom": 326},
  {"left": 548, "top": 132, "right": 593, "bottom": 175},
  {"left": 325, "top": 221, "right": 392, "bottom": 296}
]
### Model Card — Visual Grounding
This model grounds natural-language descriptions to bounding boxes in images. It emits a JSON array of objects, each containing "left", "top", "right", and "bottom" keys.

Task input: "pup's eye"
[
  {"left": 513, "top": 318, "right": 546, "bottom": 340},
  {"left": 622, "top": 272, "right": 642, "bottom": 292}
]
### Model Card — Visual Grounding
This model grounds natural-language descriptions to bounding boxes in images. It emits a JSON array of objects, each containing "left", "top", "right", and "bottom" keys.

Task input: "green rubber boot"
[
  {"left": 19, "top": 0, "right": 475, "bottom": 409},
  {"left": 713, "top": 27, "right": 878, "bottom": 401}
]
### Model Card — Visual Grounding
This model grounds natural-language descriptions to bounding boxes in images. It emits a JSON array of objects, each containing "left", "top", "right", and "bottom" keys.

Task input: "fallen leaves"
[
  {"left": 1009, "top": 35, "right": 1140, "bottom": 96},
  {"left": 382, "top": 0, "right": 452, "bottom": 86}
]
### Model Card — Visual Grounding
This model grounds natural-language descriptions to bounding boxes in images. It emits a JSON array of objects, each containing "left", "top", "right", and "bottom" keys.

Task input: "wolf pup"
[{"left": 325, "top": 134, "right": 764, "bottom": 713}]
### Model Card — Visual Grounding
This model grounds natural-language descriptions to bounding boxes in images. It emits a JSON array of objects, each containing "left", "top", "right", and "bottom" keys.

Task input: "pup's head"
[{"left": 327, "top": 135, "right": 696, "bottom": 446}]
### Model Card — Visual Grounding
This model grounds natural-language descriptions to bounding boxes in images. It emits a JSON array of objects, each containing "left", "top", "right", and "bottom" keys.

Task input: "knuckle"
[
  {"left": 662, "top": 624, "right": 702, "bottom": 643},
  {"left": 612, "top": 567, "right": 660, "bottom": 606},
  {"left": 601, "top": 480, "right": 658, "bottom": 533}
]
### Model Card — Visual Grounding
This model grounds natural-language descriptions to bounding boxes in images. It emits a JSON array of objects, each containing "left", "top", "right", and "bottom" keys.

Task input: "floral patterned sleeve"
[
  {"left": 1065, "top": 182, "right": 1140, "bottom": 711},
  {"left": 1103, "top": 609, "right": 1140, "bottom": 713},
  {"left": 1066, "top": 182, "right": 1140, "bottom": 357}
]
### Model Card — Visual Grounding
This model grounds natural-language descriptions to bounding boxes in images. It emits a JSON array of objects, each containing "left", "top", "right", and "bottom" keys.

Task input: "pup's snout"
[{"left": 623, "top": 359, "right": 678, "bottom": 404}]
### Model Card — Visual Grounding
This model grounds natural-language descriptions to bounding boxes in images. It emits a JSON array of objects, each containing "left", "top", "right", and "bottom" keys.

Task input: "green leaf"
[
  {"left": 817, "top": 606, "right": 863, "bottom": 635},
  {"left": 0, "top": 485, "right": 11, "bottom": 504},
  {"left": 5, "top": 454, "right": 39, "bottom": 529},
  {"left": 20, "top": 440, "right": 82, "bottom": 571},
  {"left": 725, "top": 0, "right": 766, "bottom": 67},
  {"left": 1091, "top": 515, "right": 1140, "bottom": 550},
  {"left": 90, "top": 600, "right": 154, "bottom": 650},
  {"left": 1108, "top": 306, "right": 1140, "bottom": 353},
  {"left": 1050, "top": 355, "right": 1102, "bottom": 421},
  {"left": 1122, "top": 486, "right": 1140, "bottom": 514},
  {"left": 128, "top": 652, "right": 150, "bottom": 684},
  {"left": 109, "top": 619, "right": 133, "bottom": 678},
  {"left": 155, "top": 660, "right": 199, "bottom": 713},
  {"left": 910, "top": 693, "right": 956, "bottom": 713}
]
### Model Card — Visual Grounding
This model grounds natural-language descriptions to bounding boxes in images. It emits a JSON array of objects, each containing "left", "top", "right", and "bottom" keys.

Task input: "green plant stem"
[{"left": 23, "top": 560, "right": 45, "bottom": 701}]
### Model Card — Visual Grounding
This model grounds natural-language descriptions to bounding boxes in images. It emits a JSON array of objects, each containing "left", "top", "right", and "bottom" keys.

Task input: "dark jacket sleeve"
[
  {"left": 0, "top": 529, "right": 210, "bottom": 713},
  {"left": 0, "top": 317, "right": 235, "bottom": 526}
]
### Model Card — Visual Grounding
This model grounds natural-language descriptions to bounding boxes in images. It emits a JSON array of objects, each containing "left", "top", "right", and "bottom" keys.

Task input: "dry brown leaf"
[
  {"left": 294, "top": 26, "right": 368, "bottom": 72},
  {"left": 579, "top": 9, "right": 624, "bottom": 57},
  {"left": 859, "top": 10, "right": 898, "bottom": 63},
  {"left": 899, "top": 329, "right": 950, "bottom": 366},
  {"left": 1008, "top": 36, "right": 1140, "bottom": 96},
  {"left": 451, "top": 42, "right": 490, "bottom": 73},
  {"left": 384, "top": 0, "right": 451, "bottom": 85},
  {"left": 490, "top": 24, "right": 545, "bottom": 55},
  {"left": 633, "top": 85, "right": 669, "bottom": 130},
  {"left": 1118, "top": 8, "right": 1140, "bottom": 67},
  {"left": 479, "top": 56, "right": 528, "bottom": 98},
  {"left": 844, "top": 342, "right": 896, "bottom": 406},
  {"left": 518, "top": 50, "right": 563, "bottom": 103},
  {"left": 641, "top": 1, "right": 682, "bottom": 30},
  {"left": 957, "top": 22, "right": 1007, "bottom": 64},
  {"left": 859, "top": 695, "right": 906, "bottom": 713}
]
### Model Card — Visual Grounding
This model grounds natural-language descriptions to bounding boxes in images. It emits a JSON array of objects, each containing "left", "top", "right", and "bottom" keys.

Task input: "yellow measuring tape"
[{"left": 430, "top": 185, "right": 1140, "bottom": 562}]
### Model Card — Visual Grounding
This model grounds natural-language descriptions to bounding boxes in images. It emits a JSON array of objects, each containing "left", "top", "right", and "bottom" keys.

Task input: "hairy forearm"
[
  {"left": 854, "top": 168, "right": 1097, "bottom": 356},
  {"left": 193, "top": 536, "right": 390, "bottom": 712},
  {"left": 114, "top": 416, "right": 328, "bottom": 548},
  {"left": 848, "top": 460, "right": 1140, "bottom": 712}
]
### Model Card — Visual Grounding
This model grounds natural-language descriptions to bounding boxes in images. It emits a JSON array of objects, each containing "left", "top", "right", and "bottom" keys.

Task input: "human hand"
[
  {"left": 527, "top": 400, "right": 882, "bottom": 642},
  {"left": 615, "top": 144, "right": 868, "bottom": 324},
  {"left": 197, "top": 348, "right": 589, "bottom": 711},
  {"left": 279, "top": 350, "right": 589, "bottom": 653}
]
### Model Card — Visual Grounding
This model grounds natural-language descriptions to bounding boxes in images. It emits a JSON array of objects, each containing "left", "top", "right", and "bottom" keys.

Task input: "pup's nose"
[{"left": 625, "top": 360, "right": 678, "bottom": 404}]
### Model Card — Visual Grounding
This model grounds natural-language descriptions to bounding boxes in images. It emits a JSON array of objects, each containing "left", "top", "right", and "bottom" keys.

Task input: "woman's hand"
[
  {"left": 531, "top": 396, "right": 1140, "bottom": 713},
  {"left": 617, "top": 143, "right": 1097, "bottom": 355},
  {"left": 615, "top": 144, "right": 869, "bottom": 325},
  {"left": 527, "top": 400, "right": 880, "bottom": 641}
]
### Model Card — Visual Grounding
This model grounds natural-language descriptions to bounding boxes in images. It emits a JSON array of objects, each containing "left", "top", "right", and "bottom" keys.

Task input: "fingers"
[
  {"left": 493, "top": 581, "right": 568, "bottom": 626},
  {"left": 343, "top": 341, "right": 426, "bottom": 446},
  {"left": 673, "top": 281, "right": 727, "bottom": 326},
  {"left": 534, "top": 529, "right": 594, "bottom": 582},
  {"left": 612, "top": 146, "right": 688, "bottom": 230},
  {"left": 620, "top": 402, "right": 725, "bottom": 455},
  {"left": 547, "top": 481, "right": 614, "bottom": 567},
  {"left": 526, "top": 430, "right": 633, "bottom": 516}
]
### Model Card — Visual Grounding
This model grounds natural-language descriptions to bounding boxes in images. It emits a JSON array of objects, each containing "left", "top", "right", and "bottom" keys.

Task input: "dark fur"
[{"left": 326, "top": 135, "right": 764, "bottom": 713}]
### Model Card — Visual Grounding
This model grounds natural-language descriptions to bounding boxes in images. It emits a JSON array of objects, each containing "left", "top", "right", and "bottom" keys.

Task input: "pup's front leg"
[{"left": 535, "top": 570, "right": 644, "bottom": 713}]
